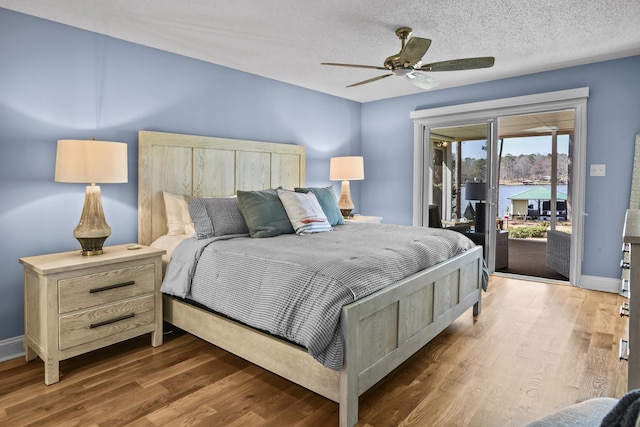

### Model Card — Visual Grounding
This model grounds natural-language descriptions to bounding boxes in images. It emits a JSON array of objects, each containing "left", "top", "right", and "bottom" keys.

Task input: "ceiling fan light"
[
  {"left": 407, "top": 72, "right": 439, "bottom": 90},
  {"left": 392, "top": 68, "right": 413, "bottom": 76}
]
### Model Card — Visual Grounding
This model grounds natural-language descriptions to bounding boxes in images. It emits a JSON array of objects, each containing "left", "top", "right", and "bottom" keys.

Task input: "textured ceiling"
[{"left": 1, "top": 0, "right": 639, "bottom": 103}]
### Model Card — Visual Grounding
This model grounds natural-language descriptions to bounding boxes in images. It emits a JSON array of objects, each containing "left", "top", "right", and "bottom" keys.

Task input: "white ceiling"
[{"left": 2, "top": 0, "right": 640, "bottom": 103}]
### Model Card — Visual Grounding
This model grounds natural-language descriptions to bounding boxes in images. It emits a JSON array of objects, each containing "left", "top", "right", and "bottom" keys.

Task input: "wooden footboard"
[
  {"left": 339, "top": 245, "right": 483, "bottom": 426},
  {"left": 163, "top": 245, "right": 483, "bottom": 427}
]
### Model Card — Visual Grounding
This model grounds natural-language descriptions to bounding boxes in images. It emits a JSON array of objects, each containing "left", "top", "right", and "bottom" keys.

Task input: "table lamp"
[
  {"left": 55, "top": 139, "right": 128, "bottom": 255},
  {"left": 329, "top": 156, "right": 364, "bottom": 218},
  {"left": 465, "top": 182, "right": 487, "bottom": 234}
]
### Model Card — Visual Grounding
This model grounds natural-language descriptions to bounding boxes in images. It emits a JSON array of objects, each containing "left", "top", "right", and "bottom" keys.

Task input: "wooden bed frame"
[{"left": 137, "top": 130, "right": 484, "bottom": 427}]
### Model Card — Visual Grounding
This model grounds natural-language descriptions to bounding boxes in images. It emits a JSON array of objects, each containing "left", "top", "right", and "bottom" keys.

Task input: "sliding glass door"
[
  {"left": 412, "top": 90, "right": 586, "bottom": 283},
  {"left": 494, "top": 111, "right": 574, "bottom": 280}
]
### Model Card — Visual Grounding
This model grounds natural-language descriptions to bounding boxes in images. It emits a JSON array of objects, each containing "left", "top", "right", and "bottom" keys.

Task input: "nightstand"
[
  {"left": 19, "top": 244, "right": 165, "bottom": 385},
  {"left": 345, "top": 215, "right": 383, "bottom": 224}
]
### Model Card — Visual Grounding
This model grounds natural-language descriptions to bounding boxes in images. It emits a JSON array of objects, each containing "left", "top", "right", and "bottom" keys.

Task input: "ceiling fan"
[{"left": 321, "top": 27, "right": 495, "bottom": 90}]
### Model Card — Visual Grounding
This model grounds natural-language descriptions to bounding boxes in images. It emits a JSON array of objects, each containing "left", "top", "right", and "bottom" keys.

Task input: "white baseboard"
[
  {"left": 580, "top": 275, "right": 620, "bottom": 293},
  {"left": 0, "top": 335, "right": 24, "bottom": 363}
]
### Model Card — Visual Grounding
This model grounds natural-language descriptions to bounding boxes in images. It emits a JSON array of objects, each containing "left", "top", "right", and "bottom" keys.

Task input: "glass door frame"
[
  {"left": 411, "top": 88, "right": 589, "bottom": 283},
  {"left": 424, "top": 121, "right": 498, "bottom": 271},
  {"left": 430, "top": 142, "right": 453, "bottom": 221}
]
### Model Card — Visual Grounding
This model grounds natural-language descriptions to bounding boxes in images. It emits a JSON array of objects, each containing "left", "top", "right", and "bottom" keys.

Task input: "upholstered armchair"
[{"left": 524, "top": 389, "right": 640, "bottom": 426}]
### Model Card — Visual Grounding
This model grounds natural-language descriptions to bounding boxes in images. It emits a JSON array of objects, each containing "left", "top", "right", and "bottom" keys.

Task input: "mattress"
[{"left": 161, "top": 223, "right": 476, "bottom": 369}]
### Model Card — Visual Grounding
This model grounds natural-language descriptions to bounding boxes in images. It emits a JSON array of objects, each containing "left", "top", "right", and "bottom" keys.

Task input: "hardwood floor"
[{"left": 0, "top": 276, "right": 628, "bottom": 426}]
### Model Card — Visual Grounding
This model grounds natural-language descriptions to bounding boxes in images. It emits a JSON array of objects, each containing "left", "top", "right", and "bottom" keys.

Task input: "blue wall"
[
  {"left": 2, "top": 8, "right": 640, "bottom": 343},
  {"left": 361, "top": 56, "right": 640, "bottom": 279},
  {"left": 0, "top": 9, "right": 361, "bottom": 341}
]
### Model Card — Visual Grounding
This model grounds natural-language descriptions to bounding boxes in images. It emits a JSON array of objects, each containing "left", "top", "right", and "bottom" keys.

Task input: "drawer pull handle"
[
  {"left": 89, "top": 280, "right": 135, "bottom": 294},
  {"left": 89, "top": 313, "right": 135, "bottom": 329},
  {"left": 621, "top": 302, "right": 630, "bottom": 317},
  {"left": 621, "top": 260, "right": 630, "bottom": 269},
  {"left": 621, "top": 279, "right": 630, "bottom": 294},
  {"left": 619, "top": 338, "right": 629, "bottom": 361}
]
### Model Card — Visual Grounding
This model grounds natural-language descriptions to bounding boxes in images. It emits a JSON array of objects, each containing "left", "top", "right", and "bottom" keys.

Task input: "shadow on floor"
[{"left": 496, "top": 238, "right": 568, "bottom": 281}]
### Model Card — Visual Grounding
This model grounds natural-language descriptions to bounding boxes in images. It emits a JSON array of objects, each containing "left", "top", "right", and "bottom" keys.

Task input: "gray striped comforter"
[{"left": 161, "top": 223, "right": 476, "bottom": 370}]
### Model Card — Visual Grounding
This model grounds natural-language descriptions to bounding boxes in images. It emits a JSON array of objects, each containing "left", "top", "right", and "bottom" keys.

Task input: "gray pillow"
[
  {"left": 237, "top": 188, "right": 295, "bottom": 238},
  {"left": 295, "top": 186, "right": 344, "bottom": 226},
  {"left": 188, "top": 197, "right": 249, "bottom": 239}
]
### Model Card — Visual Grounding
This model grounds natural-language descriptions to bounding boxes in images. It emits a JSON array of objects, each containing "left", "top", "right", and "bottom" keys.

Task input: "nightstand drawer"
[
  {"left": 59, "top": 294, "right": 155, "bottom": 350},
  {"left": 58, "top": 263, "right": 155, "bottom": 314}
]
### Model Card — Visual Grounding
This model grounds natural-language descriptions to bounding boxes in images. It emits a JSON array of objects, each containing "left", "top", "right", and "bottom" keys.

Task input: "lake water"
[{"left": 461, "top": 184, "right": 568, "bottom": 218}]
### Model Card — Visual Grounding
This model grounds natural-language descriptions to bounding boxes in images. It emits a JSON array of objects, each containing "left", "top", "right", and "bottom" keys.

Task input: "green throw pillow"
[{"left": 237, "top": 188, "right": 295, "bottom": 238}]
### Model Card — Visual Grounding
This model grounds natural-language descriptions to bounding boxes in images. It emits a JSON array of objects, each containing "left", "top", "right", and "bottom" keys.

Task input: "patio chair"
[
  {"left": 427, "top": 204, "right": 471, "bottom": 233},
  {"left": 527, "top": 209, "right": 539, "bottom": 220},
  {"left": 546, "top": 229, "right": 570, "bottom": 278}
]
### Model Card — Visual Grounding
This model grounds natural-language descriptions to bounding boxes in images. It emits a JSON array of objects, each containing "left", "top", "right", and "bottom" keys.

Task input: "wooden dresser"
[
  {"left": 19, "top": 244, "right": 165, "bottom": 385},
  {"left": 623, "top": 209, "right": 640, "bottom": 389}
]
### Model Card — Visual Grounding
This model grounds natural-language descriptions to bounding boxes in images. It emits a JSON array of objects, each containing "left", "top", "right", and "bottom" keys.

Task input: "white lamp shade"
[
  {"left": 329, "top": 156, "right": 364, "bottom": 181},
  {"left": 55, "top": 139, "right": 128, "bottom": 184}
]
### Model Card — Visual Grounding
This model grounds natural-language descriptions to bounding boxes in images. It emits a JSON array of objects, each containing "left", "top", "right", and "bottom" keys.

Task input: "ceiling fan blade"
[
  {"left": 346, "top": 73, "right": 394, "bottom": 88},
  {"left": 419, "top": 57, "right": 495, "bottom": 72},
  {"left": 406, "top": 72, "right": 439, "bottom": 90},
  {"left": 321, "top": 62, "right": 387, "bottom": 71},
  {"left": 398, "top": 37, "right": 432, "bottom": 67}
]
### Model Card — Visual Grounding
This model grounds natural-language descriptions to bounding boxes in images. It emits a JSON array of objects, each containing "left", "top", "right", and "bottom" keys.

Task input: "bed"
[{"left": 137, "top": 130, "right": 484, "bottom": 427}]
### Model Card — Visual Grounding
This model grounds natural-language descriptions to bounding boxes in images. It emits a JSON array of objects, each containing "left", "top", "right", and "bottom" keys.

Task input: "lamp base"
[
  {"left": 340, "top": 208, "right": 353, "bottom": 219},
  {"left": 73, "top": 185, "right": 111, "bottom": 256},
  {"left": 338, "top": 180, "right": 355, "bottom": 219},
  {"left": 475, "top": 202, "right": 486, "bottom": 234},
  {"left": 76, "top": 237, "right": 108, "bottom": 256}
]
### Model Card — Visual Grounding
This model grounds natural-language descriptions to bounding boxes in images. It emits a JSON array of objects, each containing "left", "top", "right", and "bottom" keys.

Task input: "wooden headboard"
[{"left": 138, "top": 131, "right": 306, "bottom": 245}]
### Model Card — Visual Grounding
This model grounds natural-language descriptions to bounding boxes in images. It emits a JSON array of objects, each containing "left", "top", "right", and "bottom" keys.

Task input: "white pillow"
[
  {"left": 277, "top": 190, "right": 332, "bottom": 235},
  {"left": 162, "top": 191, "right": 195, "bottom": 236},
  {"left": 150, "top": 234, "right": 190, "bottom": 265}
]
